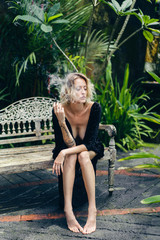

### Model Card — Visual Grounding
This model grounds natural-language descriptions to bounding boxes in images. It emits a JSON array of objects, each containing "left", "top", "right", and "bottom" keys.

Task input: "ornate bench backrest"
[{"left": 0, "top": 97, "right": 55, "bottom": 145}]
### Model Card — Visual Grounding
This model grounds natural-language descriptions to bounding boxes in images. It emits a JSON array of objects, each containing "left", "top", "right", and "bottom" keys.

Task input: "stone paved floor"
[{"left": 0, "top": 146, "right": 160, "bottom": 240}]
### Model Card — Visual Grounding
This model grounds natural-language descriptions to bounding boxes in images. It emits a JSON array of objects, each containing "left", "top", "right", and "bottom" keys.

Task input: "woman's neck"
[{"left": 68, "top": 102, "right": 87, "bottom": 115}]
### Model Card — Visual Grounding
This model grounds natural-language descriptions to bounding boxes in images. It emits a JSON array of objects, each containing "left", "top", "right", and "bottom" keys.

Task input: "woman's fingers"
[
  {"left": 52, "top": 162, "right": 63, "bottom": 175},
  {"left": 53, "top": 102, "right": 64, "bottom": 115},
  {"left": 61, "top": 163, "right": 63, "bottom": 173}
]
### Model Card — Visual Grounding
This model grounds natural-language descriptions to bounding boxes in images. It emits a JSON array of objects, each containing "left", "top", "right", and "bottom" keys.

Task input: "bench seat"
[{"left": 0, "top": 145, "right": 111, "bottom": 174}]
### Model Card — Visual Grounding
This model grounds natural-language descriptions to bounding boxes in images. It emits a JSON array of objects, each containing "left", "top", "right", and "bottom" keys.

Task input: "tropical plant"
[
  {"left": 100, "top": 0, "right": 160, "bottom": 64},
  {"left": 61, "top": 29, "right": 115, "bottom": 74},
  {"left": 95, "top": 61, "right": 160, "bottom": 151},
  {"left": 118, "top": 150, "right": 160, "bottom": 203},
  {"left": 10, "top": 0, "right": 116, "bottom": 84},
  {"left": 11, "top": 0, "right": 75, "bottom": 84},
  {"left": 0, "top": 0, "right": 94, "bottom": 103}
]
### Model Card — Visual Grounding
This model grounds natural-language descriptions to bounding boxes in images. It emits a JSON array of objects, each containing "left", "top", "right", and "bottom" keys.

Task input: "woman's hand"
[
  {"left": 52, "top": 150, "right": 65, "bottom": 175},
  {"left": 53, "top": 102, "right": 65, "bottom": 124}
]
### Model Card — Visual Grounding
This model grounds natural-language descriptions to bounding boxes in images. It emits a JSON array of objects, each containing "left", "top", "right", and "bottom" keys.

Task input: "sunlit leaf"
[
  {"left": 111, "top": 0, "right": 121, "bottom": 11},
  {"left": 141, "top": 195, "right": 160, "bottom": 204},
  {"left": 148, "top": 28, "right": 160, "bottom": 34},
  {"left": 143, "top": 30, "right": 154, "bottom": 42},
  {"left": 147, "top": 18, "right": 159, "bottom": 24},
  {"left": 40, "top": 24, "right": 52, "bottom": 33},
  {"left": 147, "top": 71, "right": 160, "bottom": 84},
  {"left": 13, "top": 15, "right": 41, "bottom": 24},
  {"left": 118, "top": 152, "right": 160, "bottom": 161},
  {"left": 142, "top": 15, "right": 151, "bottom": 24},
  {"left": 48, "top": 13, "right": 63, "bottom": 22},
  {"left": 134, "top": 164, "right": 160, "bottom": 169},
  {"left": 31, "top": 5, "right": 44, "bottom": 22},
  {"left": 121, "top": 0, "right": 132, "bottom": 11},
  {"left": 48, "top": 3, "right": 60, "bottom": 18}
]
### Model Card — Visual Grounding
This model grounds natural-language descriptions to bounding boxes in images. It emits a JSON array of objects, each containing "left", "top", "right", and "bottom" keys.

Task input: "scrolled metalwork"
[{"left": 0, "top": 97, "right": 55, "bottom": 123}]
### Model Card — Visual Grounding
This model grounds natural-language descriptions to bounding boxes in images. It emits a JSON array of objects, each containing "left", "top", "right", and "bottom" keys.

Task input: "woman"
[{"left": 52, "top": 73, "right": 104, "bottom": 234}]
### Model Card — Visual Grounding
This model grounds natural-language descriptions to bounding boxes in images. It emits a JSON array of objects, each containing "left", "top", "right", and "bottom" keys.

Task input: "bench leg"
[{"left": 108, "top": 148, "right": 116, "bottom": 195}]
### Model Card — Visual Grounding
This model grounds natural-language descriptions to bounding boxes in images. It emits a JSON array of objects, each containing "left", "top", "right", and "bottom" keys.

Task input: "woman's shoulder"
[{"left": 90, "top": 101, "right": 101, "bottom": 111}]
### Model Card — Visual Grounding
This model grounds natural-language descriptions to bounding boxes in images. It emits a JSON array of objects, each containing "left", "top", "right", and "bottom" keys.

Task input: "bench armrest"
[{"left": 99, "top": 124, "right": 117, "bottom": 137}]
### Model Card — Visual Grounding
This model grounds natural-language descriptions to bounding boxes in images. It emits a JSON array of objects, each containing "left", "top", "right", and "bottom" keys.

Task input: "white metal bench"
[{"left": 0, "top": 97, "right": 116, "bottom": 194}]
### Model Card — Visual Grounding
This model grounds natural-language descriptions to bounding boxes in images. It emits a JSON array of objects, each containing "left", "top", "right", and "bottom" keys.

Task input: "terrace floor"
[{"left": 0, "top": 145, "right": 160, "bottom": 240}]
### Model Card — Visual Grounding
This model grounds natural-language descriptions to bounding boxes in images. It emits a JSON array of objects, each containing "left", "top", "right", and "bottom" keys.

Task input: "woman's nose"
[{"left": 81, "top": 88, "right": 85, "bottom": 94}]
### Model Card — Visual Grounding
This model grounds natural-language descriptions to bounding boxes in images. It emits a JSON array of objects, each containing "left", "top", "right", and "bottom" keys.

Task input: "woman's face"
[{"left": 73, "top": 77, "right": 87, "bottom": 103}]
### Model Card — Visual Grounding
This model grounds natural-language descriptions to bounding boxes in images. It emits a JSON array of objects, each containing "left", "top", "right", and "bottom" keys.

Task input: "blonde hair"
[{"left": 60, "top": 73, "right": 95, "bottom": 104}]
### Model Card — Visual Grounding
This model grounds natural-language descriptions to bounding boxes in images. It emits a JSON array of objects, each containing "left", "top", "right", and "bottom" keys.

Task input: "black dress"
[{"left": 52, "top": 102, "right": 104, "bottom": 208}]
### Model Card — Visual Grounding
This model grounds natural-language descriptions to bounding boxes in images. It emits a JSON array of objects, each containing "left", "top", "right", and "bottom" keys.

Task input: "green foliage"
[
  {"left": 141, "top": 195, "right": 160, "bottom": 204},
  {"left": 13, "top": 2, "right": 68, "bottom": 33},
  {"left": 118, "top": 149, "right": 160, "bottom": 204},
  {"left": 101, "top": 0, "right": 160, "bottom": 63},
  {"left": 7, "top": 0, "right": 94, "bottom": 85},
  {"left": 132, "top": 9, "right": 160, "bottom": 42},
  {"left": 118, "top": 151, "right": 160, "bottom": 162},
  {"left": 147, "top": 72, "right": 160, "bottom": 84},
  {"left": 61, "top": 30, "right": 115, "bottom": 73},
  {"left": 78, "top": 30, "right": 115, "bottom": 63},
  {"left": 15, "top": 52, "right": 36, "bottom": 85},
  {"left": 62, "top": 55, "right": 87, "bottom": 75},
  {"left": 0, "top": 88, "right": 9, "bottom": 103},
  {"left": 101, "top": 0, "right": 136, "bottom": 16},
  {"left": 95, "top": 62, "right": 160, "bottom": 150},
  {"left": 12, "top": 0, "right": 71, "bottom": 83}
]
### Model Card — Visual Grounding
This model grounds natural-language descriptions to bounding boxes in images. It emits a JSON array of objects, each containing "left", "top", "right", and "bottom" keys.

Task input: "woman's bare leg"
[
  {"left": 78, "top": 151, "right": 97, "bottom": 234},
  {"left": 63, "top": 154, "right": 83, "bottom": 233}
]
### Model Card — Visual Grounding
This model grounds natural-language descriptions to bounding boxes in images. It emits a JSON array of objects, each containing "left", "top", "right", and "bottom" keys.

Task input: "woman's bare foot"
[
  {"left": 64, "top": 209, "right": 83, "bottom": 233},
  {"left": 82, "top": 207, "right": 97, "bottom": 234}
]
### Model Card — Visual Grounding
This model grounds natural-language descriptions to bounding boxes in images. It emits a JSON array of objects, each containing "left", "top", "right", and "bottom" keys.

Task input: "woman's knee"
[{"left": 78, "top": 151, "right": 90, "bottom": 166}]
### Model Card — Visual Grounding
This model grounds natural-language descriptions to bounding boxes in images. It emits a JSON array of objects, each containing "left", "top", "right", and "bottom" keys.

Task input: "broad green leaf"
[
  {"left": 31, "top": 5, "right": 44, "bottom": 22},
  {"left": 142, "top": 15, "right": 151, "bottom": 24},
  {"left": 141, "top": 195, "right": 160, "bottom": 204},
  {"left": 40, "top": 24, "right": 52, "bottom": 33},
  {"left": 121, "top": 0, "right": 132, "bottom": 11},
  {"left": 48, "top": 13, "right": 63, "bottom": 22},
  {"left": 147, "top": 71, "right": 160, "bottom": 84},
  {"left": 148, "top": 18, "right": 159, "bottom": 24},
  {"left": 13, "top": 15, "right": 41, "bottom": 24},
  {"left": 143, "top": 30, "right": 154, "bottom": 42},
  {"left": 111, "top": 0, "right": 121, "bottom": 11},
  {"left": 48, "top": 3, "right": 60, "bottom": 18}
]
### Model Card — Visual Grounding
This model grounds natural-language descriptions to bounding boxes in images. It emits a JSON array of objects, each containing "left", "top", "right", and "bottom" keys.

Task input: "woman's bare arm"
[
  {"left": 53, "top": 102, "right": 76, "bottom": 148},
  {"left": 59, "top": 121, "right": 76, "bottom": 147},
  {"left": 62, "top": 144, "right": 87, "bottom": 156}
]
